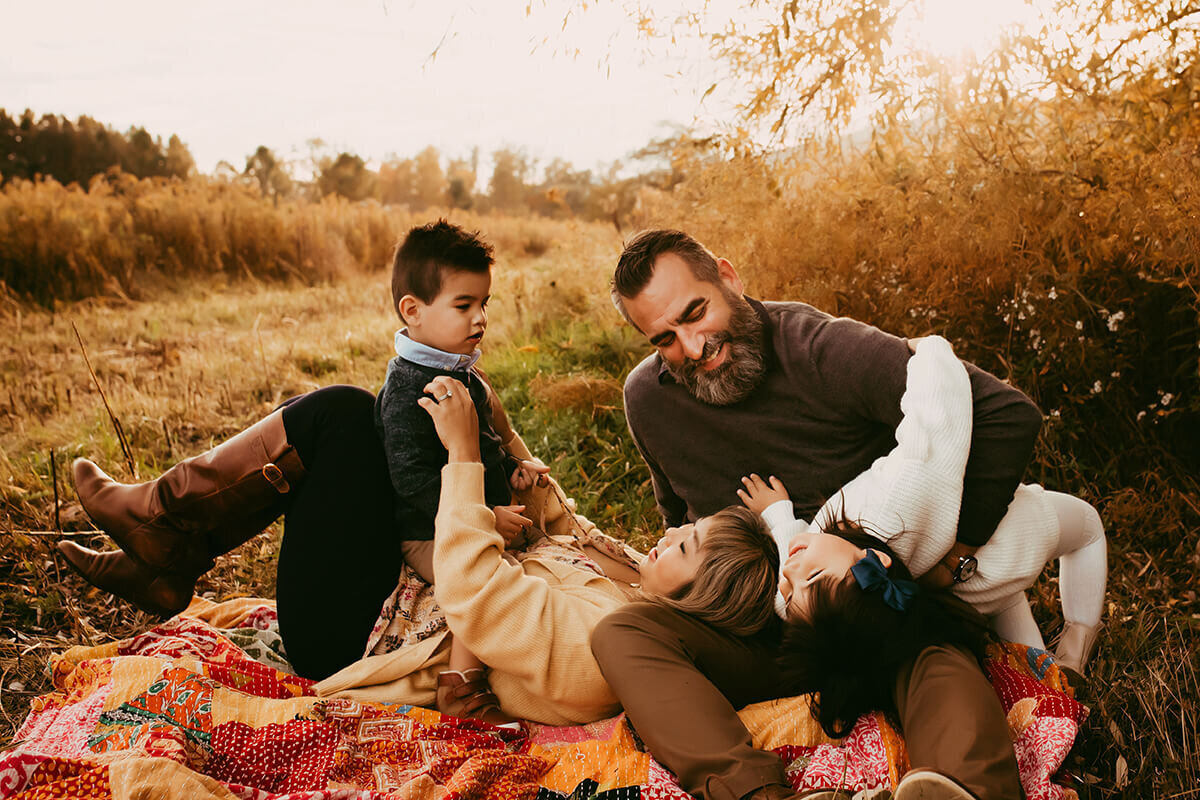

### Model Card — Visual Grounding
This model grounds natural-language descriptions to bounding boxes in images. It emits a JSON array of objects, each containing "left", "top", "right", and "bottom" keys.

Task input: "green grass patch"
[{"left": 486, "top": 321, "right": 660, "bottom": 550}]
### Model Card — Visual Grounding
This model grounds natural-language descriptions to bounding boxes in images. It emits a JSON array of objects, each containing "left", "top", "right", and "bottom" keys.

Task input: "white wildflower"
[
  {"left": 1161, "top": 393, "right": 1174, "bottom": 406},
  {"left": 1048, "top": 287, "right": 1058, "bottom": 300},
  {"left": 1075, "top": 320, "right": 1084, "bottom": 330},
  {"left": 1107, "top": 311, "right": 1126, "bottom": 332},
  {"left": 1091, "top": 380, "right": 1103, "bottom": 394}
]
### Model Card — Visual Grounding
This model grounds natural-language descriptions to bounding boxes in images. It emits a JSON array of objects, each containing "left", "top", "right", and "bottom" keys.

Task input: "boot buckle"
[{"left": 262, "top": 463, "right": 290, "bottom": 493}]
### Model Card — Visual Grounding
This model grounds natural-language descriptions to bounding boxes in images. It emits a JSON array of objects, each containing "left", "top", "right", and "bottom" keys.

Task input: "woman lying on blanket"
[
  {"left": 737, "top": 335, "right": 1107, "bottom": 735},
  {"left": 59, "top": 377, "right": 779, "bottom": 727}
]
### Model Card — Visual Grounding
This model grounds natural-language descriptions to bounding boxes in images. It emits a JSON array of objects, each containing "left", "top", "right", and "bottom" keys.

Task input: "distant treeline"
[
  {"left": 0, "top": 109, "right": 681, "bottom": 226},
  {"left": 0, "top": 110, "right": 195, "bottom": 185},
  {"left": 261, "top": 142, "right": 678, "bottom": 224}
]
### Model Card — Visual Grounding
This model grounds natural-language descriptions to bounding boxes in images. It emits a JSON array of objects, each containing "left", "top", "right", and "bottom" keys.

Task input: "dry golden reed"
[
  {"left": 529, "top": 374, "right": 623, "bottom": 415},
  {"left": 0, "top": 171, "right": 624, "bottom": 309}
]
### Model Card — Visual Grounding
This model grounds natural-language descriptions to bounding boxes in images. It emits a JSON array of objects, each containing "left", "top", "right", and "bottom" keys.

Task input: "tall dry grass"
[
  {"left": 0, "top": 172, "right": 382, "bottom": 303},
  {"left": 0, "top": 171, "right": 617, "bottom": 307}
]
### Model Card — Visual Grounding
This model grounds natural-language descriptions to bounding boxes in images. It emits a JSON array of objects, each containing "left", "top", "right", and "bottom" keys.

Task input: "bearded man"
[{"left": 592, "top": 230, "right": 1042, "bottom": 800}]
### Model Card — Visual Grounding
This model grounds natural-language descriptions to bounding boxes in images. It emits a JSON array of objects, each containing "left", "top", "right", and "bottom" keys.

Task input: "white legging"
[{"left": 989, "top": 491, "right": 1108, "bottom": 650}]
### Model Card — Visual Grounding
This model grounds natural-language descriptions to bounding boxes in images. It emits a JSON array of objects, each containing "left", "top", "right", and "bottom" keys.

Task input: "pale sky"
[{"left": 2, "top": 0, "right": 729, "bottom": 177}]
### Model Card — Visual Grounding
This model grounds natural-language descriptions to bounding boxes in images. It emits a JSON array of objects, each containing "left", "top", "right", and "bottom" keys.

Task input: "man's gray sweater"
[{"left": 623, "top": 299, "right": 1043, "bottom": 547}]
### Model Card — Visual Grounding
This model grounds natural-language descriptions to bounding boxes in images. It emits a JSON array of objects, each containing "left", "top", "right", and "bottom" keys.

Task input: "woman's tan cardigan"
[{"left": 315, "top": 455, "right": 631, "bottom": 725}]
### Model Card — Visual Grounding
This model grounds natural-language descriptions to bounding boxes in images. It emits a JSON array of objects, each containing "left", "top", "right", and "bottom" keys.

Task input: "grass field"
[{"left": 1, "top": 216, "right": 1196, "bottom": 798}]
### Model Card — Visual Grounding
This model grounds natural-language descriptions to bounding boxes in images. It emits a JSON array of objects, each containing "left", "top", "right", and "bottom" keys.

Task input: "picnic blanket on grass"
[{"left": 6, "top": 598, "right": 1087, "bottom": 800}]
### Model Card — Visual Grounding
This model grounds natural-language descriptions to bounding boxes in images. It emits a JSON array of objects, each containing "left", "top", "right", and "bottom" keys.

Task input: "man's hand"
[
  {"left": 510, "top": 458, "right": 550, "bottom": 491},
  {"left": 737, "top": 473, "right": 791, "bottom": 514},
  {"left": 493, "top": 504, "right": 532, "bottom": 545},
  {"left": 919, "top": 542, "right": 979, "bottom": 590}
]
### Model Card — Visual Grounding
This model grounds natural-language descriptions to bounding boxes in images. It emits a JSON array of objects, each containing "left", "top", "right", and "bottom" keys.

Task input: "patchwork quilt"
[{"left": 6, "top": 598, "right": 1087, "bottom": 800}]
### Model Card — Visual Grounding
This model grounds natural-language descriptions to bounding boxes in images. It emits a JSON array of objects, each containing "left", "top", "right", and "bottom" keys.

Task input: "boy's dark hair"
[
  {"left": 611, "top": 229, "right": 723, "bottom": 326},
  {"left": 776, "top": 521, "right": 991, "bottom": 739},
  {"left": 391, "top": 220, "right": 494, "bottom": 321}
]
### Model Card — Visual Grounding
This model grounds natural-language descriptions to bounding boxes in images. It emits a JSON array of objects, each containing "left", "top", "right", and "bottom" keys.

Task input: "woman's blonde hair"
[{"left": 649, "top": 506, "right": 780, "bottom": 636}]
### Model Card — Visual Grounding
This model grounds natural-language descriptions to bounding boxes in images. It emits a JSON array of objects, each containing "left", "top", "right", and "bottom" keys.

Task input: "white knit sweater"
[{"left": 764, "top": 336, "right": 1060, "bottom": 615}]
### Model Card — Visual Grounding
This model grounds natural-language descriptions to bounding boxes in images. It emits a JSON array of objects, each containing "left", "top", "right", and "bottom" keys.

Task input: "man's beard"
[{"left": 664, "top": 292, "right": 766, "bottom": 406}]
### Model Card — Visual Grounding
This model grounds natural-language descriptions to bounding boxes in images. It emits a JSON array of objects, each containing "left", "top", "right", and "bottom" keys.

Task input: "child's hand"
[
  {"left": 510, "top": 459, "right": 550, "bottom": 491},
  {"left": 493, "top": 504, "right": 533, "bottom": 545},
  {"left": 737, "top": 474, "right": 790, "bottom": 513}
]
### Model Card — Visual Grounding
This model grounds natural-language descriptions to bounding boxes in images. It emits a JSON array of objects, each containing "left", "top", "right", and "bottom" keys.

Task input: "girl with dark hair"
[
  {"left": 772, "top": 521, "right": 991, "bottom": 738},
  {"left": 740, "top": 336, "right": 1107, "bottom": 679}
]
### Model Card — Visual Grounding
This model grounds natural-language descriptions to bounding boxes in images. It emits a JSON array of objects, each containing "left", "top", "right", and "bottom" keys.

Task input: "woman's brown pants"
[{"left": 591, "top": 602, "right": 1023, "bottom": 800}]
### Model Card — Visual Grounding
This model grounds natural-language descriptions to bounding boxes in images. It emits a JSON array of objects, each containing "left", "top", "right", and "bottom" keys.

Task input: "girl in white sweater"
[{"left": 739, "top": 336, "right": 1106, "bottom": 678}]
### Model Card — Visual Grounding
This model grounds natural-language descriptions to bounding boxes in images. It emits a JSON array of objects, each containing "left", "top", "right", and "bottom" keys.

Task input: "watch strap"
[{"left": 951, "top": 554, "right": 978, "bottom": 583}]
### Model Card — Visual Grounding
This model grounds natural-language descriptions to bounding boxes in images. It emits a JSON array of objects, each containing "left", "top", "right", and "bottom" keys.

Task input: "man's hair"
[
  {"left": 776, "top": 522, "right": 991, "bottom": 739},
  {"left": 391, "top": 220, "right": 494, "bottom": 321},
  {"left": 650, "top": 506, "right": 780, "bottom": 637},
  {"left": 611, "top": 229, "right": 723, "bottom": 326}
]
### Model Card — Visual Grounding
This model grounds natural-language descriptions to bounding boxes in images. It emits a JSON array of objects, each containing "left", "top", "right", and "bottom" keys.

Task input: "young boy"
[{"left": 375, "top": 219, "right": 546, "bottom": 722}]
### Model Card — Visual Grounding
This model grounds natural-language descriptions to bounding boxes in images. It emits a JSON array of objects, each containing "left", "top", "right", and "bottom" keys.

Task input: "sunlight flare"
[{"left": 896, "top": 0, "right": 1041, "bottom": 62}]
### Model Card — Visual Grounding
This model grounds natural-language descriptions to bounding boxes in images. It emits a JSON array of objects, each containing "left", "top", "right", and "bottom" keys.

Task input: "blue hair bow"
[{"left": 850, "top": 549, "right": 919, "bottom": 612}]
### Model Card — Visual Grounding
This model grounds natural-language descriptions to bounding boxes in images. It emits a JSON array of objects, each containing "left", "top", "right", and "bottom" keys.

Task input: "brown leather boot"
[
  {"left": 57, "top": 541, "right": 194, "bottom": 617},
  {"left": 57, "top": 504, "right": 288, "bottom": 617},
  {"left": 72, "top": 409, "right": 305, "bottom": 576}
]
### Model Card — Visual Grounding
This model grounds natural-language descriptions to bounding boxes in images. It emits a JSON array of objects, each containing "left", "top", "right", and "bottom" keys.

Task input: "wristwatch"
[{"left": 951, "top": 554, "right": 979, "bottom": 583}]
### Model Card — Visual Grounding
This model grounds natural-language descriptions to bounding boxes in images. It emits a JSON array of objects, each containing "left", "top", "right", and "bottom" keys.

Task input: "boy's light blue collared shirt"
[{"left": 393, "top": 329, "right": 481, "bottom": 372}]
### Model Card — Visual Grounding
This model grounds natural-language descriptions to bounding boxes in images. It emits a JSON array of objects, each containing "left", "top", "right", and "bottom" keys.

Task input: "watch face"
[{"left": 955, "top": 556, "right": 978, "bottom": 582}]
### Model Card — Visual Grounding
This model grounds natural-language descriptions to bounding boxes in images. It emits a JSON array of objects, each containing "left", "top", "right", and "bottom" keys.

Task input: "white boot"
[
  {"left": 1054, "top": 622, "right": 1101, "bottom": 677},
  {"left": 894, "top": 770, "right": 978, "bottom": 799}
]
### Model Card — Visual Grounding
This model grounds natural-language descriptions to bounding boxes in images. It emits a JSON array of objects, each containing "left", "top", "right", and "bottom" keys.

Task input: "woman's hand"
[
  {"left": 737, "top": 473, "right": 790, "bottom": 513},
  {"left": 418, "top": 376, "right": 481, "bottom": 463}
]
